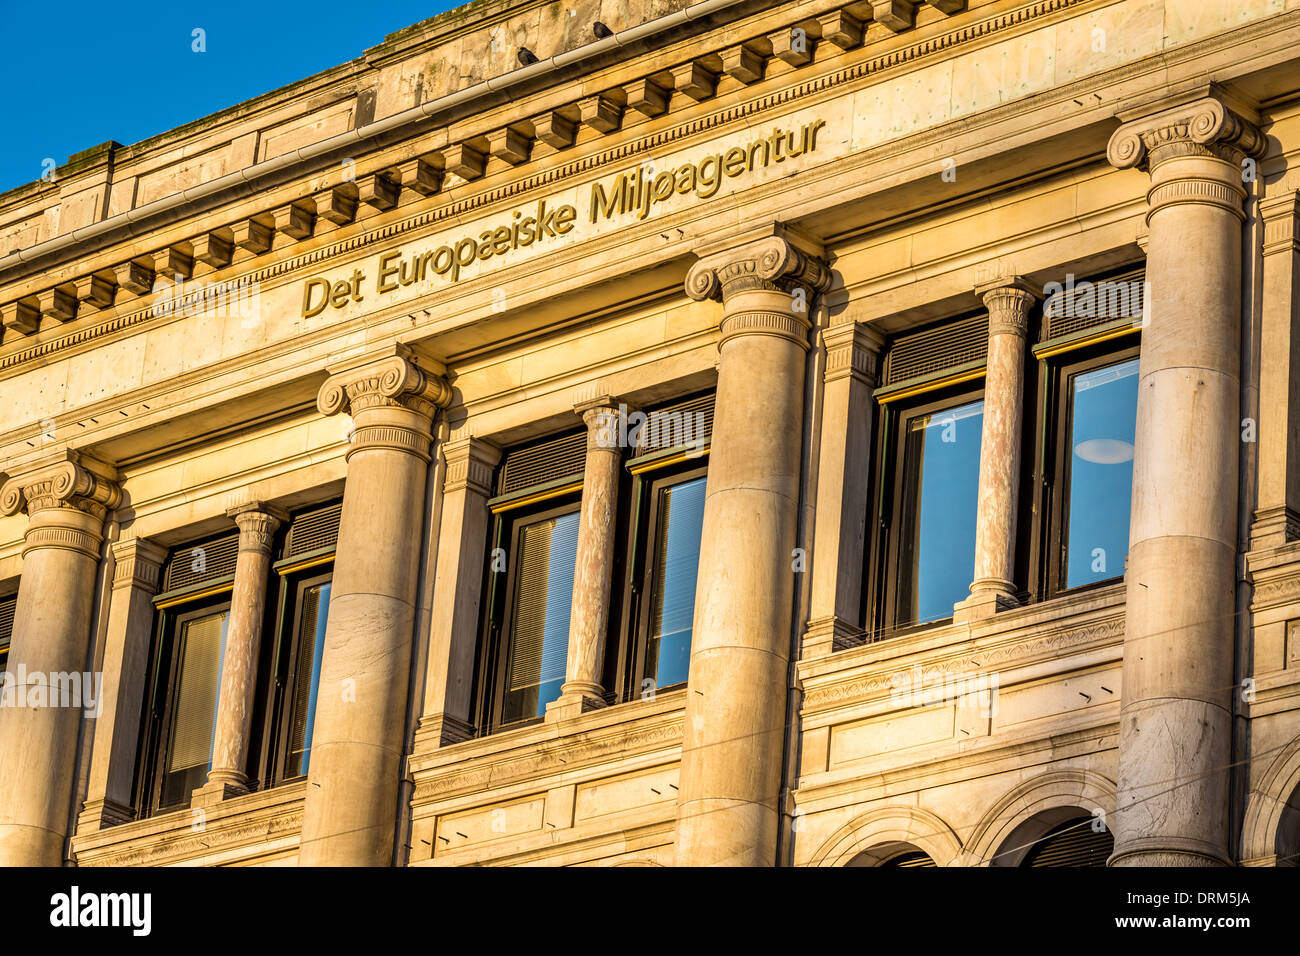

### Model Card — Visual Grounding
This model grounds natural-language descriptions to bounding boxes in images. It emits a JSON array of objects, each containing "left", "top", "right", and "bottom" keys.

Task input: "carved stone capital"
[
  {"left": 227, "top": 501, "right": 289, "bottom": 554},
  {"left": 575, "top": 394, "right": 625, "bottom": 454},
  {"left": 110, "top": 537, "right": 168, "bottom": 593},
  {"left": 977, "top": 276, "right": 1039, "bottom": 337},
  {"left": 0, "top": 451, "right": 122, "bottom": 523},
  {"left": 1107, "top": 95, "right": 1265, "bottom": 173},
  {"left": 316, "top": 347, "right": 452, "bottom": 422},
  {"left": 441, "top": 437, "right": 501, "bottom": 497},
  {"left": 686, "top": 230, "right": 831, "bottom": 304},
  {"left": 1260, "top": 191, "right": 1300, "bottom": 258},
  {"left": 822, "top": 321, "right": 886, "bottom": 385}
]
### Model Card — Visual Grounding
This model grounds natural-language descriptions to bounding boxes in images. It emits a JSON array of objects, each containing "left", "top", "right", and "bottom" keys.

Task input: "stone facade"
[{"left": 2, "top": 0, "right": 1300, "bottom": 867}]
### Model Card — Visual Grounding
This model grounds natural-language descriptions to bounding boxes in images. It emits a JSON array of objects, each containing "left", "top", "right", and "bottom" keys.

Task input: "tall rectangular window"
[
  {"left": 894, "top": 397, "right": 984, "bottom": 626},
  {"left": 281, "top": 576, "right": 331, "bottom": 779},
  {"left": 158, "top": 606, "right": 230, "bottom": 809}
]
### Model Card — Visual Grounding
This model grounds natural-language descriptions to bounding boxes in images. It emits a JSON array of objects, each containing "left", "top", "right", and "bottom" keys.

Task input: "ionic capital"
[
  {"left": 575, "top": 393, "right": 626, "bottom": 454},
  {"left": 1107, "top": 95, "right": 1265, "bottom": 173},
  {"left": 227, "top": 501, "right": 289, "bottom": 554},
  {"left": 0, "top": 450, "right": 122, "bottom": 522},
  {"left": 977, "top": 276, "right": 1039, "bottom": 337},
  {"left": 686, "top": 228, "right": 831, "bottom": 304},
  {"left": 316, "top": 346, "right": 452, "bottom": 422}
]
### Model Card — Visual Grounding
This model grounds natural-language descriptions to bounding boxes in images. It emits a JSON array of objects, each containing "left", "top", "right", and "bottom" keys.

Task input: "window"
[
  {"left": 871, "top": 386, "right": 985, "bottom": 631},
  {"left": 479, "top": 430, "right": 586, "bottom": 733},
  {"left": 1054, "top": 355, "right": 1139, "bottom": 590},
  {"left": 475, "top": 394, "right": 713, "bottom": 735},
  {"left": 264, "top": 500, "right": 340, "bottom": 785},
  {"left": 139, "top": 530, "right": 240, "bottom": 814},
  {"left": 156, "top": 605, "right": 230, "bottom": 809},
  {"left": 0, "top": 593, "right": 14, "bottom": 674}
]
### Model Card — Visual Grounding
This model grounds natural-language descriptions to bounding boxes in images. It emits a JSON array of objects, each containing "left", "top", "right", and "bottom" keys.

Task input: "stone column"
[
  {"left": 1106, "top": 93, "right": 1265, "bottom": 866},
  {"left": 1250, "top": 190, "right": 1300, "bottom": 550},
  {"left": 0, "top": 451, "right": 121, "bottom": 866},
  {"left": 803, "top": 321, "right": 885, "bottom": 657},
  {"left": 953, "top": 277, "right": 1037, "bottom": 623},
  {"left": 547, "top": 395, "right": 623, "bottom": 721},
  {"left": 78, "top": 536, "right": 167, "bottom": 832},
  {"left": 674, "top": 224, "right": 829, "bottom": 866},
  {"left": 418, "top": 435, "right": 500, "bottom": 745},
  {"left": 194, "top": 502, "right": 286, "bottom": 803},
  {"left": 298, "top": 345, "right": 450, "bottom": 867}
]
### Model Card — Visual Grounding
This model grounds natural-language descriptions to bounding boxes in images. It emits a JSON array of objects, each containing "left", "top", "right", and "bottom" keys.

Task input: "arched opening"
[
  {"left": 990, "top": 807, "right": 1113, "bottom": 867},
  {"left": 847, "top": 841, "right": 937, "bottom": 867},
  {"left": 1275, "top": 781, "right": 1300, "bottom": 867}
]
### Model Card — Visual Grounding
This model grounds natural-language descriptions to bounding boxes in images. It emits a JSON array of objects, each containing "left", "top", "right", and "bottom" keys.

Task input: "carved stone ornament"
[
  {"left": 0, "top": 451, "right": 122, "bottom": 521},
  {"left": 1107, "top": 95, "right": 1266, "bottom": 172},
  {"left": 685, "top": 232, "right": 831, "bottom": 303},
  {"left": 316, "top": 348, "right": 453, "bottom": 421}
]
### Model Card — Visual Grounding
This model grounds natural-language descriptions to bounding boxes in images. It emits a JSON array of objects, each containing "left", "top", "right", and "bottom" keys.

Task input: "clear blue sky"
[{"left": 1, "top": 0, "right": 463, "bottom": 194}]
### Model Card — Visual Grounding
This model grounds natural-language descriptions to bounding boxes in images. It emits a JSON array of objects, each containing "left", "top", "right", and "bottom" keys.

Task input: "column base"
[
  {"left": 952, "top": 584, "right": 1020, "bottom": 623},
  {"left": 414, "top": 712, "right": 476, "bottom": 747},
  {"left": 191, "top": 777, "right": 250, "bottom": 808},
  {"left": 802, "top": 615, "right": 866, "bottom": 658},
  {"left": 545, "top": 691, "right": 607, "bottom": 723},
  {"left": 77, "top": 798, "right": 135, "bottom": 833}
]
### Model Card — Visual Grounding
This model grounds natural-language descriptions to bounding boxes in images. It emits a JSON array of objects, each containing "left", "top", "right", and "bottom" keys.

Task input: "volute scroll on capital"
[
  {"left": 1107, "top": 96, "right": 1266, "bottom": 171},
  {"left": 685, "top": 234, "right": 832, "bottom": 303},
  {"left": 0, "top": 452, "right": 122, "bottom": 520},
  {"left": 316, "top": 351, "right": 453, "bottom": 420}
]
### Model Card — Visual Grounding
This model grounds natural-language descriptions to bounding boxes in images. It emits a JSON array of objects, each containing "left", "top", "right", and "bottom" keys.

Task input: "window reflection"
[
  {"left": 897, "top": 399, "right": 984, "bottom": 625},
  {"left": 285, "top": 581, "right": 330, "bottom": 779},
  {"left": 503, "top": 511, "right": 580, "bottom": 723},
  {"left": 646, "top": 475, "right": 706, "bottom": 689},
  {"left": 1064, "top": 358, "right": 1139, "bottom": 588}
]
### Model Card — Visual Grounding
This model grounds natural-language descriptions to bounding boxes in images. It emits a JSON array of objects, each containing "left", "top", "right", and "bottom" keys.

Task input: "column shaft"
[
  {"left": 954, "top": 279, "right": 1036, "bottom": 622},
  {"left": 0, "top": 453, "right": 120, "bottom": 866},
  {"left": 548, "top": 397, "right": 622, "bottom": 721},
  {"left": 298, "top": 347, "right": 449, "bottom": 866},
  {"left": 675, "top": 227, "right": 829, "bottom": 866},
  {"left": 198, "top": 503, "right": 284, "bottom": 802},
  {"left": 1107, "top": 96, "right": 1265, "bottom": 866}
]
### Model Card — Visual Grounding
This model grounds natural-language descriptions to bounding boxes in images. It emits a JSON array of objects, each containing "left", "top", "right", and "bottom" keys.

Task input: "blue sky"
[{"left": 1, "top": 0, "right": 462, "bottom": 194}]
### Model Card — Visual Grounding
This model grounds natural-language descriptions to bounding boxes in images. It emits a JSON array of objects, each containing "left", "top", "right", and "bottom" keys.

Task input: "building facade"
[{"left": 1, "top": 0, "right": 1299, "bottom": 867}]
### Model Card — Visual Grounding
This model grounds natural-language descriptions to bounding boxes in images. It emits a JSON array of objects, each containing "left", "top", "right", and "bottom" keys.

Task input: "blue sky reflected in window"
[
  {"left": 899, "top": 400, "right": 983, "bottom": 625},
  {"left": 648, "top": 476, "right": 706, "bottom": 689},
  {"left": 1065, "top": 359, "right": 1139, "bottom": 588},
  {"left": 292, "top": 582, "right": 330, "bottom": 777}
]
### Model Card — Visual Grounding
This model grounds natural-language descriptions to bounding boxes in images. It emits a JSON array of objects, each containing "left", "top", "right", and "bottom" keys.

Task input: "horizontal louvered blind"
[
  {"left": 0, "top": 594, "right": 15, "bottom": 652},
  {"left": 286, "top": 501, "right": 342, "bottom": 557},
  {"left": 498, "top": 431, "right": 586, "bottom": 495},
  {"left": 503, "top": 512, "right": 579, "bottom": 722},
  {"left": 166, "top": 611, "right": 227, "bottom": 773},
  {"left": 1025, "top": 821, "right": 1114, "bottom": 867},
  {"left": 1044, "top": 268, "right": 1146, "bottom": 339},
  {"left": 162, "top": 532, "right": 240, "bottom": 592},
  {"left": 885, "top": 850, "right": 937, "bottom": 868},
  {"left": 881, "top": 313, "right": 989, "bottom": 386},
  {"left": 636, "top": 394, "right": 714, "bottom": 454}
]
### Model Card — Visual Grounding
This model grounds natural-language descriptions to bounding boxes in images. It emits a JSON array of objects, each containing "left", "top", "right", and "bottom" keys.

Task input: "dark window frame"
[
  {"left": 615, "top": 456, "right": 708, "bottom": 701},
  {"left": 867, "top": 379, "right": 987, "bottom": 636},
  {"left": 476, "top": 492, "right": 584, "bottom": 734},
  {"left": 1030, "top": 337, "right": 1141, "bottom": 602},
  {"left": 138, "top": 593, "right": 234, "bottom": 815}
]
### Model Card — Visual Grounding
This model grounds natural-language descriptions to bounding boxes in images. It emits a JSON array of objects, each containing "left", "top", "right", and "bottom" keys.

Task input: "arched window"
[
  {"left": 1021, "top": 817, "right": 1114, "bottom": 867},
  {"left": 848, "top": 841, "right": 937, "bottom": 867}
]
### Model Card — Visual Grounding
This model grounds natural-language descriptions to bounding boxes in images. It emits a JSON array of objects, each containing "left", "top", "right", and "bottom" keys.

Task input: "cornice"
[{"left": 0, "top": 0, "right": 1094, "bottom": 373}]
